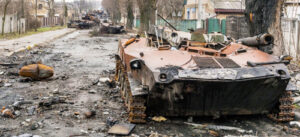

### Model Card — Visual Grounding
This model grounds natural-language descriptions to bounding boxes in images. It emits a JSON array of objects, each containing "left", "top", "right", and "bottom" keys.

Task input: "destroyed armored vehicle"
[
  {"left": 67, "top": 20, "right": 81, "bottom": 28},
  {"left": 99, "top": 23, "right": 125, "bottom": 34},
  {"left": 78, "top": 21, "right": 95, "bottom": 29},
  {"left": 115, "top": 28, "right": 295, "bottom": 123}
]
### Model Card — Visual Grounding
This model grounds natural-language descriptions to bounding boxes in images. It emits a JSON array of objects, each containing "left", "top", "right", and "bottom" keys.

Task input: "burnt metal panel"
[
  {"left": 216, "top": 58, "right": 241, "bottom": 68},
  {"left": 147, "top": 77, "right": 289, "bottom": 117},
  {"left": 193, "top": 57, "right": 221, "bottom": 68}
]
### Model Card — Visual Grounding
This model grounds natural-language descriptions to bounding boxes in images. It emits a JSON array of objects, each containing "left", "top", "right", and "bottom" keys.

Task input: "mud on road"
[{"left": 0, "top": 30, "right": 299, "bottom": 137}]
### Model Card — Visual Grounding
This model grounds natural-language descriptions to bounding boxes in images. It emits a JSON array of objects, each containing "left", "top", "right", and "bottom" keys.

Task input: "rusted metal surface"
[
  {"left": 19, "top": 64, "right": 54, "bottom": 80},
  {"left": 115, "top": 32, "right": 294, "bottom": 123}
]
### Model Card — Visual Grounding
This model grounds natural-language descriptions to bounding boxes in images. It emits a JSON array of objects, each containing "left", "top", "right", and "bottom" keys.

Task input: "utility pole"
[{"left": 198, "top": 0, "right": 202, "bottom": 29}]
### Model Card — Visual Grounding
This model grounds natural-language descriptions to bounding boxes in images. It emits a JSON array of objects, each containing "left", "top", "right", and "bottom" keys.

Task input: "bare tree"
[
  {"left": 102, "top": 0, "right": 121, "bottom": 24},
  {"left": 63, "top": 0, "right": 68, "bottom": 26},
  {"left": 137, "top": 0, "right": 156, "bottom": 33},
  {"left": 35, "top": 0, "right": 37, "bottom": 31},
  {"left": 47, "top": 0, "right": 55, "bottom": 26},
  {"left": 1, "top": 0, "right": 11, "bottom": 35},
  {"left": 157, "top": 0, "right": 184, "bottom": 20},
  {"left": 245, "top": 0, "right": 284, "bottom": 55},
  {"left": 126, "top": 0, "right": 134, "bottom": 29}
]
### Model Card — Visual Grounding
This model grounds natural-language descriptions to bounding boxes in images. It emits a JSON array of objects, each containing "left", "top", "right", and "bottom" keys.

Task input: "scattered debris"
[
  {"left": 224, "top": 135, "right": 258, "bottom": 137},
  {"left": 293, "top": 96, "right": 300, "bottom": 104},
  {"left": 52, "top": 88, "right": 60, "bottom": 94},
  {"left": 99, "top": 77, "right": 110, "bottom": 83},
  {"left": 30, "top": 122, "right": 40, "bottom": 130},
  {"left": 209, "top": 130, "right": 219, "bottom": 137},
  {"left": 289, "top": 121, "right": 300, "bottom": 128},
  {"left": 295, "top": 112, "right": 300, "bottom": 121},
  {"left": 19, "top": 64, "right": 54, "bottom": 80},
  {"left": 0, "top": 63, "right": 18, "bottom": 67},
  {"left": 38, "top": 96, "right": 66, "bottom": 107},
  {"left": 14, "top": 110, "right": 21, "bottom": 117},
  {"left": 4, "top": 83, "right": 12, "bottom": 87},
  {"left": 105, "top": 79, "right": 116, "bottom": 88},
  {"left": 27, "top": 106, "right": 36, "bottom": 116},
  {"left": 80, "top": 129, "right": 89, "bottom": 134},
  {"left": 108, "top": 123, "right": 135, "bottom": 136},
  {"left": 14, "top": 133, "right": 33, "bottom": 137},
  {"left": 1, "top": 107, "right": 15, "bottom": 118},
  {"left": 84, "top": 110, "right": 96, "bottom": 118},
  {"left": 184, "top": 122, "right": 253, "bottom": 134},
  {"left": 152, "top": 116, "right": 167, "bottom": 122},
  {"left": 106, "top": 117, "right": 117, "bottom": 126},
  {"left": 13, "top": 100, "right": 33, "bottom": 108},
  {"left": 88, "top": 89, "right": 97, "bottom": 94}
]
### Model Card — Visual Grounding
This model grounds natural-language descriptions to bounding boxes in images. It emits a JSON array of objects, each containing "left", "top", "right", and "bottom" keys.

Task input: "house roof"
[
  {"left": 214, "top": 1, "right": 245, "bottom": 10},
  {"left": 214, "top": 1, "right": 245, "bottom": 14}
]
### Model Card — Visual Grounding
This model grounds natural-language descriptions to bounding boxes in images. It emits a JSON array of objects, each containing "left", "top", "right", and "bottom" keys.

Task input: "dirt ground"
[{"left": 0, "top": 30, "right": 299, "bottom": 137}]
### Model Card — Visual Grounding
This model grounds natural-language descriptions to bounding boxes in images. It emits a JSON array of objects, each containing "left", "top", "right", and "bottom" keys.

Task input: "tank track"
[
  {"left": 268, "top": 91, "right": 295, "bottom": 122},
  {"left": 115, "top": 58, "right": 147, "bottom": 123}
]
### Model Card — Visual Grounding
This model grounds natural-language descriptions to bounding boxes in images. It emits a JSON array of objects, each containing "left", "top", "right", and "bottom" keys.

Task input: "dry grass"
[{"left": 0, "top": 26, "right": 65, "bottom": 40}]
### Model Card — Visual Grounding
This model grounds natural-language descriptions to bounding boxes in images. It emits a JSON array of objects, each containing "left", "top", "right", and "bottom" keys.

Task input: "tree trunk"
[
  {"left": 112, "top": 0, "right": 120, "bottom": 24},
  {"left": 2, "top": 1, "right": 10, "bottom": 35},
  {"left": 137, "top": 0, "right": 156, "bottom": 33},
  {"left": 35, "top": 0, "right": 37, "bottom": 31},
  {"left": 245, "top": 0, "right": 284, "bottom": 56},
  {"left": 63, "top": 0, "right": 68, "bottom": 26},
  {"left": 126, "top": 0, "right": 134, "bottom": 29}
]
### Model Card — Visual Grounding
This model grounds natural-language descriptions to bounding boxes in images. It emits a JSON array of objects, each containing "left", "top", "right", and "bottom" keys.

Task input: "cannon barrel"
[{"left": 238, "top": 33, "right": 274, "bottom": 46}]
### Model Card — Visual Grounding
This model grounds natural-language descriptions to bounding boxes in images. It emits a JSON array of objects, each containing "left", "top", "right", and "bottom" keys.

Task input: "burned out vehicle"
[
  {"left": 78, "top": 21, "right": 95, "bottom": 29},
  {"left": 99, "top": 23, "right": 125, "bottom": 34},
  {"left": 67, "top": 20, "right": 81, "bottom": 28},
  {"left": 115, "top": 29, "right": 295, "bottom": 123}
]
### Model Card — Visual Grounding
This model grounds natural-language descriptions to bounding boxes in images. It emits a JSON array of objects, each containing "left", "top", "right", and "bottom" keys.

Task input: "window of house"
[
  {"left": 192, "top": 8, "right": 196, "bottom": 13},
  {"left": 187, "top": 8, "right": 190, "bottom": 19},
  {"left": 39, "top": 4, "right": 43, "bottom": 9}
]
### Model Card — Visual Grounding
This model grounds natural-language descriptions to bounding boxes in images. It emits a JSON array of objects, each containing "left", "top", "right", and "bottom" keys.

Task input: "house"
[
  {"left": 183, "top": 0, "right": 245, "bottom": 20},
  {"left": 214, "top": 0, "right": 245, "bottom": 20},
  {"left": 284, "top": 0, "right": 300, "bottom": 19},
  {"left": 282, "top": 0, "right": 300, "bottom": 59},
  {"left": 183, "top": 0, "right": 215, "bottom": 20},
  {"left": 28, "top": 0, "right": 61, "bottom": 27}
]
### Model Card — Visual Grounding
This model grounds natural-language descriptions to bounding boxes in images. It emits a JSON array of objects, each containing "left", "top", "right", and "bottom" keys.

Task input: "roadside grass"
[{"left": 0, "top": 26, "right": 66, "bottom": 40}]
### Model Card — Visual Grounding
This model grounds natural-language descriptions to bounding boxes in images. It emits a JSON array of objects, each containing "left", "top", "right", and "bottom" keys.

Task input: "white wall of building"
[{"left": 0, "top": 14, "right": 26, "bottom": 34}]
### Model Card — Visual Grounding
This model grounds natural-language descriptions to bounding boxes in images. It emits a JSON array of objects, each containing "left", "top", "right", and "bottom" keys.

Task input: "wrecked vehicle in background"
[
  {"left": 78, "top": 21, "right": 95, "bottom": 29},
  {"left": 115, "top": 26, "right": 295, "bottom": 123},
  {"left": 67, "top": 20, "right": 95, "bottom": 29},
  {"left": 99, "top": 23, "right": 125, "bottom": 34},
  {"left": 67, "top": 20, "right": 81, "bottom": 28}
]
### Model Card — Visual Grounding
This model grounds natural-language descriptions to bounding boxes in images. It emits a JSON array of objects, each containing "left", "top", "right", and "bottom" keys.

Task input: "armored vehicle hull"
[{"left": 115, "top": 36, "right": 295, "bottom": 123}]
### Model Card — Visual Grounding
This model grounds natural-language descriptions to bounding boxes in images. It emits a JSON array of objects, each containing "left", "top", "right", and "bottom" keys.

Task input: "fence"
[
  {"left": 135, "top": 16, "right": 250, "bottom": 39},
  {"left": 282, "top": 18, "right": 300, "bottom": 59},
  {"left": 225, "top": 16, "right": 250, "bottom": 40},
  {"left": 40, "top": 16, "right": 61, "bottom": 27},
  {"left": 135, "top": 19, "right": 197, "bottom": 32}
]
